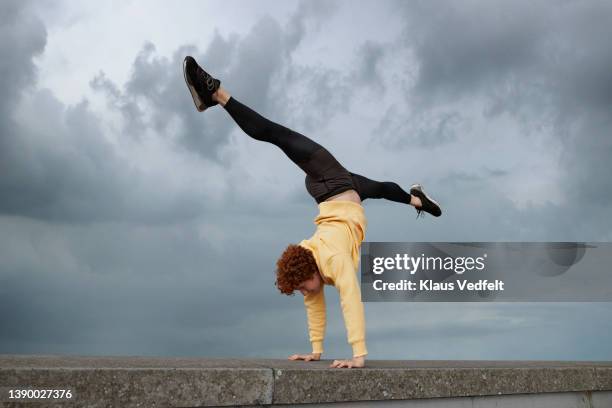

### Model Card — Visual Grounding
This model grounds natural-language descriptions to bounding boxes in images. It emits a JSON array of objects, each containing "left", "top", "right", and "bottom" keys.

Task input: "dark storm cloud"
[
  {"left": 384, "top": 0, "right": 612, "bottom": 212},
  {"left": 0, "top": 0, "right": 46, "bottom": 185},
  {"left": 0, "top": 3, "right": 205, "bottom": 223},
  {"left": 401, "top": 1, "right": 547, "bottom": 105},
  {"left": 284, "top": 0, "right": 340, "bottom": 53},
  {"left": 90, "top": 72, "right": 146, "bottom": 139},
  {"left": 0, "top": 198, "right": 327, "bottom": 357},
  {"left": 394, "top": 0, "right": 612, "bottom": 115},
  {"left": 0, "top": 85, "right": 205, "bottom": 223},
  {"left": 373, "top": 105, "right": 463, "bottom": 148},
  {"left": 353, "top": 40, "right": 387, "bottom": 93},
  {"left": 0, "top": 1, "right": 46, "bottom": 120},
  {"left": 0, "top": 1, "right": 52, "bottom": 218},
  {"left": 0, "top": 214, "right": 302, "bottom": 356},
  {"left": 364, "top": 302, "right": 612, "bottom": 360}
]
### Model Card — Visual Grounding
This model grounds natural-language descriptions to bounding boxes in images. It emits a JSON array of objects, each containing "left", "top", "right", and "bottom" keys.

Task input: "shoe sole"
[
  {"left": 410, "top": 183, "right": 442, "bottom": 216},
  {"left": 183, "top": 58, "right": 206, "bottom": 112}
]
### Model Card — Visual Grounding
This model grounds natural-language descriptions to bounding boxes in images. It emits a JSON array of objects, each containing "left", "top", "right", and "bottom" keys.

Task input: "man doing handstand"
[{"left": 182, "top": 56, "right": 442, "bottom": 369}]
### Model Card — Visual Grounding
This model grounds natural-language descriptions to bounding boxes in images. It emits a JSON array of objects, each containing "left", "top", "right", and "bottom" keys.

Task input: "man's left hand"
[{"left": 329, "top": 355, "right": 365, "bottom": 368}]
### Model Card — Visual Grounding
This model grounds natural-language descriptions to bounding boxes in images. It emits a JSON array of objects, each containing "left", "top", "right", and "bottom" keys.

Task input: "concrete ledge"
[{"left": 1, "top": 355, "right": 612, "bottom": 407}]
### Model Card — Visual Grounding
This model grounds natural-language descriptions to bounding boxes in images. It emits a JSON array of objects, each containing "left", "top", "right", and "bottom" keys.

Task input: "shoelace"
[
  {"left": 414, "top": 193, "right": 426, "bottom": 218},
  {"left": 415, "top": 208, "right": 425, "bottom": 219}
]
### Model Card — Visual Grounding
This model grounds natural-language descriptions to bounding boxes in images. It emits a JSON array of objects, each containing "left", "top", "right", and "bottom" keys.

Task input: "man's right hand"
[{"left": 288, "top": 352, "right": 321, "bottom": 361}]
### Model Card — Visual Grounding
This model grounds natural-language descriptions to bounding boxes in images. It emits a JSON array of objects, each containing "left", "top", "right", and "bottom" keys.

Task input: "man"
[{"left": 183, "top": 56, "right": 442, "bottom": 368}]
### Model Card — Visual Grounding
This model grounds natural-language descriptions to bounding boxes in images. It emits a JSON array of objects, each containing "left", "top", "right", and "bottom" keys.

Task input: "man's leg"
[
  {"left": 349, "top": 173, "right": 417, "bottom": 206},
  {"left": 213, "top": 86, "right": 360, "bottom": 204},
  {"left": 350, "top": 172, "right": 442, "bottom": 217},
  {"left": 214, "top": 86, "right": 325, "bottom": 176},
  {"left": 184, "top": 56, "right": 346, "bottom": 185}
]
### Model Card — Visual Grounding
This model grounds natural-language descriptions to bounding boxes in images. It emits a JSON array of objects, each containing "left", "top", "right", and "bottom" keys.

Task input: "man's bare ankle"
[{"left": 213, "top": 87, "right": 230, "bottom": 106}]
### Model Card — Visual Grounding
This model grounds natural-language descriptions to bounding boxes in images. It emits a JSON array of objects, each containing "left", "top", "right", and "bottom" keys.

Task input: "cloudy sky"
[{"left": 1, "top": 0, "right": 611, "bottom": 361}]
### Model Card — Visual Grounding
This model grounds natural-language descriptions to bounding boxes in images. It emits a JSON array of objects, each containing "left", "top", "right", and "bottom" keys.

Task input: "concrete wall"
[{"left": 1, "top": 355, "right": 611, "bottom": 407}]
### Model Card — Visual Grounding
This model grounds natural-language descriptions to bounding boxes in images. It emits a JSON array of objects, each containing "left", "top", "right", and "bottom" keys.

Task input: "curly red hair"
[{"left": 275, "top": 244, "right": 318, "bottom": 295}]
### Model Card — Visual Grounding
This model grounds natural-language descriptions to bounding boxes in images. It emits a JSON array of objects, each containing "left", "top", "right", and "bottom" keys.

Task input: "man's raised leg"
[
  {"left": 350, "top": 173, "right": 442, "bottom": 217},
  {"left": 213, "top": 86, "right": 326, "bottom": 174}
]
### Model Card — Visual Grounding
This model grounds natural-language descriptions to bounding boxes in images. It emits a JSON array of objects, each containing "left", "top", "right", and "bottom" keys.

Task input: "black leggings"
[{"left": 223, "top": 96, "right": 413, "bottom": 205}]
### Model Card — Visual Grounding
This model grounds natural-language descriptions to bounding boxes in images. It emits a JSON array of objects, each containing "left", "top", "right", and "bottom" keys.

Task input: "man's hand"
[
  {"left": 288, "top": 352, "right": 321, "bottom": 362},
  {"left": 330, "top": 355, "right": 365, "bottom": 368}
]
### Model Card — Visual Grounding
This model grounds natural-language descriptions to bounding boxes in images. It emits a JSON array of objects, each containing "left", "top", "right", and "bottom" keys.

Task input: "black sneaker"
[
  {"left": 410, "top": 183, "right": 442, "bottom": 218},
  {"left": 183, "top": 56, "right": 221, "bottom": 112}
]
